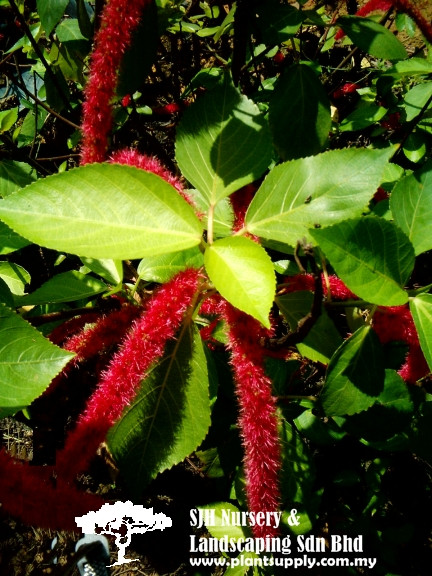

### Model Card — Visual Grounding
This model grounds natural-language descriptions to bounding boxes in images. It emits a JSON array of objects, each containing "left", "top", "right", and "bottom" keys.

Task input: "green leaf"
[
  {"left": 310, "top": 217, "right": 414, "bottom": 306},
  {"left": 137, "top": 247, "right": 204, "bottom": 284},
  {"left": 76, "top": 0, "right": 93, "bottom": 39},
  {"left": 204, "top": 236, "right": 275, "bottom": 327},
  {"left": 339, "top": 102, "right": 387, "bottom": 132},
  {"left": 107, "top": 323, "right": 211, "bottom": 497},
  {"left": 279, "top": 419, "right": 316, "bottom": 512},
  {"left": 0, "top": 222, "right": 30, "bottom": 254},
  {"left": 0, "top": 164, "right": 203, "bottom": 259},
  {"left": 403, "top": 131, "right": 427, "bottom": 164},
  {"left": 175, "top": 73, "right": 272, "bottom": 207},
  {"left": 80, "top": 258, "right": 123, "bottom": 285},
  {"left": 0, "top": 107, "right": 18, "bottom": 133},
  {"left": 19, "top": 271, "right": 107, "bottom": 306},
  {"left": 0, "top": 278, "right": 14, "bottom": 307},
  {"left": 342, "top": 370, "right": 414, "bottom": 442},
  {"left": 409, "top": 293, "right": 432, "bottom": 372},
  {"left": 338, "top": 16, "right": 408, "bottom": 61},
  {"left": 381, "top": 58, "right": 432, "bottom": 77},
  {"left": 269, "top": 63, "right": 331, "bottom": 160},
  {"left": 403, "top": 82, "right": 432, "bottom": 122},
  {"left": 0, "top": 304, "right": 74, "bottom": 417},
  {"left": 390, "top": 161, "right": 432, "bottom": 255},
  {"left": 320, "top": 325, "right": 385, "bottom": 416},
  {"left": 245, "top": 147, "right": 393, "bottom": 246},
  {"left": 0, "top": 160, "right": 37, "bottom": 196},
  {"left": 55, "top": 19, "right": 91, "bottom": 60},
  {"left": 0, "top": 262, "right": 30, "bottom": 296},
  {"left": 256, "top": 0, "right": 303, "bottom": 44},
  {"left": 276, "top": 291, "right": 342, "bottom": 363},
  {"left": 37, "top": 0, "right": 68, "bottom": 36}
]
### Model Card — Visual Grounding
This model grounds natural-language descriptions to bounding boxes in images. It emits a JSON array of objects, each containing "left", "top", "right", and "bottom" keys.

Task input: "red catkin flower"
[
  {"left": 222, "top": 302, "right": 282, "bottom": 538},
  {"left": 372, "top": 305, "right": 429, "bottom": 384},
  {"left": 0, "top": 450, "right": 104, "bottom": 531},
  {"left": 282, "top": 274, "right": 356, "bottom": 301},
  {"left": 80, "top": 0, "right": 151, "bottom": 164},
  {"left": 109, "top": 149, "right": 200, "bottom": 215},
  {"left": 110, "top": 148, "right": 184, "bottom": 194},
  {"left": 230, "top": 184, "right": 257, "bottom": 233},
  {"left": 333, "top": 82, "right": 359, "bottom": 99},
  {"left": 56, "top": 268, "right": 201, "bottom": 481}
]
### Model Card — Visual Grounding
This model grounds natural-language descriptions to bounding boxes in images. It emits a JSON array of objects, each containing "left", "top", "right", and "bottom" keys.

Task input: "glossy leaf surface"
[
  {"left": 204, "top": 236, "right": 275, "bottom": 327},
  {"left": 176, "top": 74, "right": 272, "bottom": 206},
  {"left": 245, "top": 147, "right": 393, "bottom": 246},
  {"left": 0, "top": 164, "right": 203, "bottom": 260}
]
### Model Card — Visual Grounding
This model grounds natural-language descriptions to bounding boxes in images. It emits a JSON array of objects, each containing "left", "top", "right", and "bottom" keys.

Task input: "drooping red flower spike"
[
  {"left": 282, "top": 273, "right": 357, "bottom": 301},
  {"left": 80, "top": 0, "right": 151, "bottom": 164},
  {"left": 56, "top": 268, "right": 202, "bottom": 481},
  {"left": 222, "top": 301, "right": 282, "bottom": 538},
  {"left": 0, "top": 449, "right": 103, "bottom": 531},
  {"left": 372, "top": 305, "right": 429, "bottom": 384}
]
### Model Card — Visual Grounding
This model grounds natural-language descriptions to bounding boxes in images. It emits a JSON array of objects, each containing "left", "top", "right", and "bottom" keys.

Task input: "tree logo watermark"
[{"left": 75, "top": 501, "right": 172, "bottom": 566}]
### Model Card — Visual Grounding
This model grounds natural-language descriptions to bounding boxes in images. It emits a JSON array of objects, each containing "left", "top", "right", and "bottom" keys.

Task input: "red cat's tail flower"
[
  {"left": 222, "top": 302, "right": 282, "bottom": 538},
  {"left": 282, "top": 274, "right": 356, "bottom": 301},
  {"left": 56, "top": 268, "right": 202, "bottom": 481},
  {"left": 0, "top": 450, "right": 103, "bottom": 531},
  {"left": 372, "top": 305, "right": 429, "bottom": 384},
  {"left": 80, "top": 0, "right": 151, "bottom": 164}
]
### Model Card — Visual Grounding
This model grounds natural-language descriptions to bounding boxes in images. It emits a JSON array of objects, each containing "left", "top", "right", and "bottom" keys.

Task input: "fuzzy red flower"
[
  {"left": 0, "top": 450, "right": 103, "bottom": 531},
  {"left": 222, "top": 302, "right": 282, "bottom": 538},
  {"left": 372, "top": 305, "right": 429, "bottom": 384},
  {"left": 80, "top": 0, "right": 151, "bottom": 164},
  {"left": 282, "top": 274, "right": 356, "bottom": 301},
  {"left": 57, "top": 268, "right": 201, "bottom": 480},
  {"left": 110, "top": 148, "right": 184, "bottom": 193}
]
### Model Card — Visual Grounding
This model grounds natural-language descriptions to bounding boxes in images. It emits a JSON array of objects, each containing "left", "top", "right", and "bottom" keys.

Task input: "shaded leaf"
[
  {"left": 176, "top": 74, "right": 272, "bottom": 207},
  {"left": 276, "top": 291, "right": 342, "bottom": 363},
  {"left": 0, "top": 160, "right": 37, "bottom": 197},
  {"left": 338, "top": 16, "right": 408, "bottom": 60},
  {"left": 107, "top": 324, "right": 211, "bottom": 497},
  {"left": 320, "top": 325, "right": 385, "bottom": 416},
  {"left": 37, "top": 0, "right": 68, "bottom": 35},
  {"left": 310, "top": 217, "right": 414, "bottom": 306},
  {"left": 19, "top": 271, "right": 107, "bottom": 306},
  {"left": 391, "top": 161, "right": 432, "bottom": 255},
  {"left": 269, "top": 63, "right": 331, "bottom": 160},
  {"left": 0, "top": 304, "right": 74, "bottom": 417}
]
